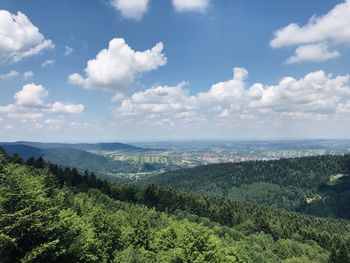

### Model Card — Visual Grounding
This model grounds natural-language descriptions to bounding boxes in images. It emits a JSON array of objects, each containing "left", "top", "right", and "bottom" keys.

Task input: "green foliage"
[
  {"left": 1, "top": 150, "right": 349, "bottom": 262},
  {"left": 328, "top": 242, "right": 350, "bottom": 263},
  {"left": 144, "top": 155, "right": 350, "bottom": 218},
  {"left": 0, "top": 151, "right": 242, "bottom": 262}
]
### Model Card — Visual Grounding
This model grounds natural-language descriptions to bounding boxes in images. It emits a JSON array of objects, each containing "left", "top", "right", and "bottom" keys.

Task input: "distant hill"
[
  {"left": 0, "top": 141, "right": 149, "bottom": 152},
  {"left": 144, "top": 155, "right": 350, "bottom": 219},
  {"left": 0, "top": 144, "right": 43, "bottom": 159},
  {"left": 0, "top": 143, "right": 151, "bottom": 175},
  {"left": 43, "top": 147, "right": 154, "bottom": 174},
  {"left": 73, "top": 142, "right": 146, "bottom": 152}
]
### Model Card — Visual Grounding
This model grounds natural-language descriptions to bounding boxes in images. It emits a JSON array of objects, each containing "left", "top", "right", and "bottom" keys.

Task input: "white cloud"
[
  {"left": 271, "top": 0, "right": 350, "bottom": 63},
  {"left": 0, "top": 84, "right": 84, "bottom": 122},
  {"left": 115, "top": 68, "right": 350, "bottom": 129},
  {"left": 50, "top": 102, "right": 84, "bottom": 114},
  {"left": 271, "top": 1, "right": 350, "bottom": 48},
  {"left": 338, "top": 101, "right": 350, "bottom": 113},
  {"left": 0, "top": 70, "right": 19, "bottom": 80},
  {"left": 110, "top": 0, "right": 149, "bottom": 21},
  {"left": 0, "top": 10, "right": 54, "bottom": 63},
  {"left": 285, "top": 43, "right": 340, "bottom": 64},
  {"left": 68, "top": 73, "right": 85, "bottom": 86},
  {"left": 116, "top": 82, "right": 197, "bottom": 116},
  {"left": 172, "top": 0, "right": 210, "bottom": 12},
  {"left": 198, "top": 67, "right": 248, "bottom": 103},
  {"left": 64, "top": 46, "right": 74, "bottom": 56},
  {"left": 0, "top": 104, "right": 17, "bottom": 114},
  {"left": 111, "top": 92, "right": 126, "bottom": 102},
  {"left": 13, "top": 40, "right": 54, "bottom": 63},
  {"left": 41, "top": 59, "right": 55, "bottom": 67},
  {"left": 23, "top": 71, "right": 34, "bottom": 79},
  {"left": 14, "top": 84, "right": 48, "bottom": 107},
  {"left": 69, "top": 38, "right": 167, "bottom": 91},
  {"left": 43, "top": 118, "right": 64, "bottom": 130}
]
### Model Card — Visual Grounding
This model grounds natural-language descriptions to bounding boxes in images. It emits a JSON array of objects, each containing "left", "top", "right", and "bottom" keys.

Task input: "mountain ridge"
[
  {"left": 0, "top": 143, "right": 154, "bottom": 175},
  {"left": 0, "top": 141, "right": 151, "bottom": 152}
]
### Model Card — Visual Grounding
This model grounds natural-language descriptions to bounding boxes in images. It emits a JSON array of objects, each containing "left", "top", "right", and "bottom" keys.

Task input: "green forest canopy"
[
  {"left": 1, "top": 149, "right": 350, "bottom": 262},
  {"left": 144, "top": 155, "right": 350, "bottom": 219}
]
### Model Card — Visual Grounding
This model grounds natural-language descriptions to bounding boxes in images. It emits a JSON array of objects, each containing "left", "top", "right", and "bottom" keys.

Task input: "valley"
[{"left": 2, "top": 140, "right": 350, "bottom": 183}]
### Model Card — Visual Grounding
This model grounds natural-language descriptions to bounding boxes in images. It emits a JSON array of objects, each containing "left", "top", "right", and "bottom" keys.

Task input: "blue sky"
[{"left": 0, "top": 0, "right": 350, "bottom": 141}]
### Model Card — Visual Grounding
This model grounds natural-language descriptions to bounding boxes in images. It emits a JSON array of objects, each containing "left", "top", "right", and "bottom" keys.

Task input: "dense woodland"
[
  {"left": 144, "top": 155, "right": 350, "bottom": 218},
  {"left": 1, "top": 149, "right": 350, "bottom": 262}
]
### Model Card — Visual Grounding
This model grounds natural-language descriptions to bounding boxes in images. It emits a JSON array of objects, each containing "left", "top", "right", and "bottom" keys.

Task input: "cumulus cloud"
[
  {"left": 115, "top": 68, "right": 350, "bottom": 129},
  {"left": 0, "top": 83, "right": 84, "bottom": 121},
  {"left": 117, "top": 82, "right": 197, "bottom": 116},
  {"left": 172, "top": 0, "right": 210, "bottom": 12},
  {"left": 285, "top": 43, "right": 340, "bottom": 64},
  {"left": 271, "top": 0, "right": 350, "bottom": 63},
  {"left": 198, "top": 67, "right": 248, "bottom": 103},
  {"left": 69, "top": 38, "right": 167, "bottom": 91},
  {"left": 110, "top": 0, "right": 149, "bottom": 21},
  {"left": 50, "top": 102, "right": 84, "bottom": 114},
  {"left": 0, "top": 10, "right": 54, "bottom": 63},
  {"left": 14, "top": 84, "right": 48, "bottom": 107},
  {"left": 41, "top": 59, "right": 55, "bottom": 67},
  {"left": 0, "top": 70, "right": 19, "bottom": 80},
  {"left": 271, "top": 0, "right": 350, "bottom": 48}
]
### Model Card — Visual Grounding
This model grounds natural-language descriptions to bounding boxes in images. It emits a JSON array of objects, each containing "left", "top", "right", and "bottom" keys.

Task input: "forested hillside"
[
  {"left": 0, "top": 144, "right": 156, "bottom": 176},
  {"left": 144, "top": 155, "right": 350, "bottom": 219},
  {"left": 1, "top": 149, "right": 350, "bottom": 262}
]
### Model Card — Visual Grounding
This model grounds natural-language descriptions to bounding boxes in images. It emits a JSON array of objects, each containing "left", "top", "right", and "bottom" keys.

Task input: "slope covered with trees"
[
  {"left": 0, "top": 144, "right": 157, "bottom": 177},
  {"left": 1, "top": 149, "right": 350, "bottom": 262},
  {"left": 0, "top": 150, "right": 239, "bottom": 262},
  {"left": 144, "top": 155, "right": 350, "bottom": 218}
]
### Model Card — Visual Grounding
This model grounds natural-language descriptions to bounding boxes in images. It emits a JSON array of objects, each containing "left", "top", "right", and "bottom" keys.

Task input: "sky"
[{"left": 0, "top": 0, "right": 350, "bottom": 142}]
